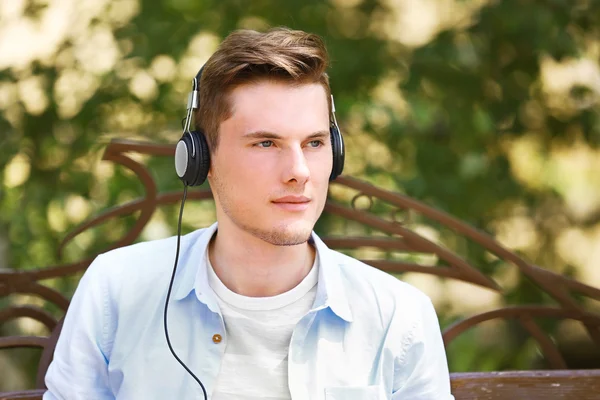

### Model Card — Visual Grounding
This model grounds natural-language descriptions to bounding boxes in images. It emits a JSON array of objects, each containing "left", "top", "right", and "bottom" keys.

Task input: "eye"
[
  {"left": 307, "top": 140, "right": 324, "bottom": 148},
  {"left": 255, "top": 140, "right": 274, "bottom": 148}
]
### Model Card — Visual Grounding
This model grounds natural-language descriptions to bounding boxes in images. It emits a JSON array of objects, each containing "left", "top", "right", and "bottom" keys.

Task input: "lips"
[
  {"left": 272, "top": 195, "right": 311, "bottom": 204},
  {"left": 272, "top": 196, "right": 311, "bottom": 212}
]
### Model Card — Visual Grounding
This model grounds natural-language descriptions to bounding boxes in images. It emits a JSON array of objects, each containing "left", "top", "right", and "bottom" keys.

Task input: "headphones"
[{"left": 174, "top": 66, "right": 345, "bottom": 186}]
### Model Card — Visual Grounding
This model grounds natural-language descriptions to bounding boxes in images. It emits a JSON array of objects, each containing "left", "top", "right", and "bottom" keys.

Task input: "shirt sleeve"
[
  {"left": 43, "top": 255, "right": 115, "bottom": 400},
  {"left": 392, "top": 295, "right": 455, "bottom": 400}
]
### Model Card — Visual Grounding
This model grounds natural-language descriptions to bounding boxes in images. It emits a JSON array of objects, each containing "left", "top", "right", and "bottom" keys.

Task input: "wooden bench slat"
[
  {"left": 2, "top": 370, "right": 598, "bottom": 399},
  {"left": 450, "top": 369, "right": 600, "bottom": 399},
  {"left": 0, "top": 390, "right": 45, "bottom": 400}
]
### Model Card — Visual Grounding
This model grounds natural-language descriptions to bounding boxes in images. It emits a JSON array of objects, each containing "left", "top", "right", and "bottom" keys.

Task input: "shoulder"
[
  {"left": 330, "top": 249, "right": 431, "bottom": 306},
  {"left": 84, "top": 228, "right": 208, "bottom": 293},
  {"left": 325, "top": 248, "right": 437, "bottom": 338},
  {"left": 323, "top": 248, "right": 443, "bottom": 359}
]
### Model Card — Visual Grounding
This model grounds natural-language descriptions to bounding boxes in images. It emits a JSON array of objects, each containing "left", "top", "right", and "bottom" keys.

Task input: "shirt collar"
[
  {"left": 311, "top": 233, "right": 354, "bottom": 322},
  {"left": 173, "top": 222, "right": 353, "bottom": 322},
  {"left": 172, "top": 222, "right": 218, "bottom": 306}
]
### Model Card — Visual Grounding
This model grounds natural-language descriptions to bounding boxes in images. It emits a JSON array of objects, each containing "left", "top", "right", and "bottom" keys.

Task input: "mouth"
[{"left": 271, "top": 196, "right": 311, "bottom": 212}]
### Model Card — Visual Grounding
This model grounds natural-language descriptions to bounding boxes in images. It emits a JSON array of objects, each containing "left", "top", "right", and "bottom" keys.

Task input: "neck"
[{"left": 208, "top": 221, "right": 316, "bottom": 297}]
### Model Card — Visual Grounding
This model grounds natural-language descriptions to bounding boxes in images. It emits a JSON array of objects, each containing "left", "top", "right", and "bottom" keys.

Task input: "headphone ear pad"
[
  {"left": 188, "top": 130, "right": 210, "bottom": 186},
  {"left": 175, "top": 131, "right": 210, "bottom": 186},
  {"left": 329, "top": 125, "right": 345, "bottom": 181}
]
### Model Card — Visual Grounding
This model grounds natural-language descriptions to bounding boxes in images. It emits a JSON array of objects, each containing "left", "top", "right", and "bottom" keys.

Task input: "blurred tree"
[{"left": 1, "top": 0, "right": 600, "bottom": 390}]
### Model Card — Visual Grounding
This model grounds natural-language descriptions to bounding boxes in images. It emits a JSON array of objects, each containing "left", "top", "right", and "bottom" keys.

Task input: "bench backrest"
[{"left": 2, "top": 139, "right": 600, "bottom": 398}]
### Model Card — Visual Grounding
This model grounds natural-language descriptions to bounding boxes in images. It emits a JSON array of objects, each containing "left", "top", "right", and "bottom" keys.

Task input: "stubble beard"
[
  {"left": 212, "top": 177, "right": 313, "bottom": 247},
  {"left": 237, "top": 221, "right": 311, "bottom": 246}
]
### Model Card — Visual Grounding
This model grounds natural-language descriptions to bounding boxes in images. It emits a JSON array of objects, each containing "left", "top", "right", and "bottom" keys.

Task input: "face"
[{"left": 208, "top": 80, "right": 332, "bottom": 246}]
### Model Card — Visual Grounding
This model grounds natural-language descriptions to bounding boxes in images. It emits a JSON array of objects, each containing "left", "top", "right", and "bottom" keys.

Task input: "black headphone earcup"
[
  {"left": 329, "top": 125, "right": 345, "bottom": 181},
  {"left": 174, "top": 131, "right": 210, "bottom": 186},
  {"left": 192, "top": 131, "right": 210, "bottom": 186}
]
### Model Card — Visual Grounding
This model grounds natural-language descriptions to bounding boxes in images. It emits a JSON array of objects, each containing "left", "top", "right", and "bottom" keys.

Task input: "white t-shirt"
[{"left": 207, "top": 254, "right": 319, "bottom": 400}]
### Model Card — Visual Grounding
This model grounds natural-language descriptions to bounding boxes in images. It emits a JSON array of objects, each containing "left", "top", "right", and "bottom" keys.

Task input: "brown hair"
[{"left": 194, "top": 27, "right": 332, "bottom": 152}]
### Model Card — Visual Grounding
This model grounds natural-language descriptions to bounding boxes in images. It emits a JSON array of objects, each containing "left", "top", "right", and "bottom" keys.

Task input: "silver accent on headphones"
[
  {"left": 187, "top": 91, "right": 197, "bottom": 110},
  {"left": 182, "top": 76, "right": 201, "bottom": 157},
  {"left": 174, "top": 141, "right": 189, "bottom": 178}
]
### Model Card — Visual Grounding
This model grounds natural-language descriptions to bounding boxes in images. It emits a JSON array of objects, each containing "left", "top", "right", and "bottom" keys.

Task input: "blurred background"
[{"left": 1, "top": 0, "right": 600, "bottom": 392}]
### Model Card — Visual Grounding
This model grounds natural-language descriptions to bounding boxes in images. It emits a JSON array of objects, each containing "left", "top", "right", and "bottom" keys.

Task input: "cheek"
[
  {"left": 215, "top": 148, "right": 258, "bottom": 177},
  {"left": 218, "top": 152, "right": 271, "bottom": 195},
  {"left": 310, "top": 151, "right": 334, "bottom": 180}
]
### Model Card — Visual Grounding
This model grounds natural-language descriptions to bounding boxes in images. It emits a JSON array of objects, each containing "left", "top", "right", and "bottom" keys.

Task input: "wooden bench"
[{"left": 2, "top": 139, "right": 600, "bottom": 399}]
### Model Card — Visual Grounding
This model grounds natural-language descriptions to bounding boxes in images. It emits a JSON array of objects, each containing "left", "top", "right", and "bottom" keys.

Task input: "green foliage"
[{"left": 2, "top": 0, "right": 600, "bottom": 387}]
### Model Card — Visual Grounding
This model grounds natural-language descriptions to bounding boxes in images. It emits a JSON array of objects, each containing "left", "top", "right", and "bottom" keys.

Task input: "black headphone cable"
[{"left": 163, "top": 184, "right": 208, "bottom": 400}]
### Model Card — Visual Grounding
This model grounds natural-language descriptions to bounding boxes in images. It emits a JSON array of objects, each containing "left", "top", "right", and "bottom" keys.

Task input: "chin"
[{"left": 246, "top": 221, "right": 314, "bottom": 246}]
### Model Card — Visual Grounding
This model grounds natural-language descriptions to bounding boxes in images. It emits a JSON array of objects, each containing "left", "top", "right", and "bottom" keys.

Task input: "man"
[{"left": 44, "top": 27, "right": 454, "bottom": 399}]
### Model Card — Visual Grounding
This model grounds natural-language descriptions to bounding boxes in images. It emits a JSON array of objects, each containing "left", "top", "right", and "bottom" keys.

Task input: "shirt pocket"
[{"left": 324, "top": 385, "right": 382, "bottom": 400}]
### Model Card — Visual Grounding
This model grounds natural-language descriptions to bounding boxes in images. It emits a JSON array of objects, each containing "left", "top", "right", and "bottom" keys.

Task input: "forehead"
[{"left": 223, "top": 80, "right": 330, "bottom": 135}]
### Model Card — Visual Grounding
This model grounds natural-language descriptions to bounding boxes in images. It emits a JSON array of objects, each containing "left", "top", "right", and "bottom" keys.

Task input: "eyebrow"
[{"left": 242, "top": 130, "right": 330, "bottom": 141}]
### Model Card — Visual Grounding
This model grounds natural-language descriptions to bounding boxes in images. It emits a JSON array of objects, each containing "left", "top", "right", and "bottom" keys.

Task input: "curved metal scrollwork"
[{"left": 1, "top": 138, "right": 600, "bottom": 395}]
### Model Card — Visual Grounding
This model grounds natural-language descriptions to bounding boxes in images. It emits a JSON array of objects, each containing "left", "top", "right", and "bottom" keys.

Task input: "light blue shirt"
[{"left": 44, "top": 223, "right": 454, "bottom": 399}]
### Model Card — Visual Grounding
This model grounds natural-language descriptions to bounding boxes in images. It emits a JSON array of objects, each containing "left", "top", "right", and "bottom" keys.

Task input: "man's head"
[
  {"left": 197, "top": 27, "right": 335, "bottom": 246},
  {"left": 195, "top": 27, "right": 332, "bottom": 151}
]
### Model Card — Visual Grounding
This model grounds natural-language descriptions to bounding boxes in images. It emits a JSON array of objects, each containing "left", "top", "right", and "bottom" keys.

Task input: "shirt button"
[{"left": 212, "top": 334, "right": 222, "bottom": 344}]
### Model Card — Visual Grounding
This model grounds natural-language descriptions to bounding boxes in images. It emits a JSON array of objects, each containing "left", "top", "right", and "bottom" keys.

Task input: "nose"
[{"left": 282, "top": 145, "right": 310, "bottom": 185}]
